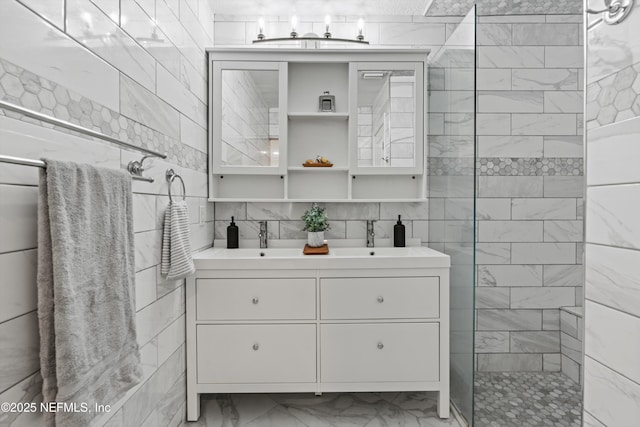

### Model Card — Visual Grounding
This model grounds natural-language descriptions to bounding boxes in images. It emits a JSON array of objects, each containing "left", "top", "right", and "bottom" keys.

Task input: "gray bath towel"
[
  {"left": 161, "top": 200, "right": 195, "bottom": 281},
  {"left": 37, "top": 159, "right": 141, "bottom": 427}
]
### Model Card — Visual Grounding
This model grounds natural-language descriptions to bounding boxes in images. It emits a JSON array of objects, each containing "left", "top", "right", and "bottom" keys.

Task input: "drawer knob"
[
  {"left": 377, "top": 296, "right": 384, "bottom": 303},
  {"left": 252, "top": 297, "right": 259, "bottom": 304},
  {"left": 377, "top": 342, "right": 384, "bottom": 350},
  {"left": 252, "top": 343, "right": 260, "bottom": 351}
]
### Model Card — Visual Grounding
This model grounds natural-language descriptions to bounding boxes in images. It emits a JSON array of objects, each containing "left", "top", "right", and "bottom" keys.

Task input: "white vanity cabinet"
[
  {"left": 186, "top": 253, "right": 450, "bottom": 422},
  {"left": 207, "top": 48, "right": 428, "bottom": 202}
]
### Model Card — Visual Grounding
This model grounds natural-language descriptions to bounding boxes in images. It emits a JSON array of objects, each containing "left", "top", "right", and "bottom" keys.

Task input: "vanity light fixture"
[{"left": 252, "top": 16, "right": 369, "bottom": 44}]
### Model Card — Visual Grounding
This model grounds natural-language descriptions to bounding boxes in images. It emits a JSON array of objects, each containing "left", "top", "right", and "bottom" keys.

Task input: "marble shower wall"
[
  {"left": 584, "top": 3, "right": 640, "bottom": 425},
  {"left": 0, "top": 1, "right": 213, "bottom": 426},
  {"left": 473, "top": 15, "right": 585, "bottom": 373}
]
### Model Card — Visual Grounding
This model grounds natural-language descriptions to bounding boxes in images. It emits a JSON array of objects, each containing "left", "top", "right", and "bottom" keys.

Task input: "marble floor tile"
[
  {"left": 474, "top": 372, "right": 581, "bottom": 427},
  {"left": 184, "top": 392, "right": 462, "bottom": 427}
]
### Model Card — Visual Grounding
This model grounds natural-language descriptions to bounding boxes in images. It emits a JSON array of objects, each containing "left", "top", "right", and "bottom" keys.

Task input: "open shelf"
[
  {"left": 287, "top": 166, "right": 349, "bottom": 172},
  {"left": 288, "top": 112, "right": 349, "bottom": 120}
]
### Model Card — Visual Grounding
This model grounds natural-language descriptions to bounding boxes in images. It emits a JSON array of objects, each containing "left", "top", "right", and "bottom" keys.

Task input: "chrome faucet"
[
  {"left": 258, "top": 221, "right": 268, "bottom": 248},
  {"left": 366, "top": 220, "right": 376, "bottom": 248}
]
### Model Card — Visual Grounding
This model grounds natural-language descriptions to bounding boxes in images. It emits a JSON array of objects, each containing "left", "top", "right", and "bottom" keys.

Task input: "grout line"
[
  {"left": 585, "top": 242, "right": 640, "bottom": 253},
  {"left": 0, "top": 247, "right": 37, "bottom": 256},
  {"left": 587, "top": 181, "right": 640, "bottom": 189},
  {"left": 0, "top": 309, "right": 38, "bottom": 328}
]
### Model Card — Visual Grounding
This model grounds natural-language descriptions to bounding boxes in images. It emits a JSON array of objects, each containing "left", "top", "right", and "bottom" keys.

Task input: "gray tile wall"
[
  {"left": 473, "top": 15, "right": 585, "bottom": 372},
  {"left": 0, "top": 1, "right": 213, "bottom": 425},
  {"left": 584, "top": 6, "right": 640, "bottom": 425}
]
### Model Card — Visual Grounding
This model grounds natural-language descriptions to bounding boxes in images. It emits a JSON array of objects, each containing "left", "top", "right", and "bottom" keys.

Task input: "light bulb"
[
  {"left": 257, "top": 17, "right": 265, "bottom": 40},
  {"left": 357, "top": 18, "right": 364, "bottom": 40},
  {"left": 324, "top": 15, "right": 331, "bottom": 37},
  {"left": 291, "top": 15, "right": 298, "bottom": 31}
]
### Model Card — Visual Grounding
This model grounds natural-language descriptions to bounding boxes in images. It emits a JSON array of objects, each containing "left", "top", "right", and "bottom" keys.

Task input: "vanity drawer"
[
  {"left": 196, "top": 278, "right": 316, "bottom": 320},
  {"left": 320, "top": 323, "right": 439, "bottom": 383},
  {"left": 197, "top": 324, "right": 316, "bottom": 384},
  {"left": 320, "top": 277, "right": 439, "bottom": 319}
]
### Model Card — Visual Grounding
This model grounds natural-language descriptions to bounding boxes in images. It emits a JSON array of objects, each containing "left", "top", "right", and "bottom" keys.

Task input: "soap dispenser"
[
  {"left": 227, "top": 216, "right": 239, "bottom": 249},
  {"left": 394, "top": 215, "right": 406, "bottom": 247}
]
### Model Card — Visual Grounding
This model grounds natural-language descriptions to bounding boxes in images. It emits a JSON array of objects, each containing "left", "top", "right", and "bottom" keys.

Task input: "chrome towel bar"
[
  {"left": 0, "top": 154, "right": 154, "bottom": 182},
  {"left": 0, "top": 100, "right": 167, "bottom": 182}
]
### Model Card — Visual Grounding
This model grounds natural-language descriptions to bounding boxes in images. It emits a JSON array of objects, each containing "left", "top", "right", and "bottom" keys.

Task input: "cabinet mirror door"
[
  {"left": 212, "top": 61, "right": 287, "bottom": 174},
  {"left": 350, "top": 62, "right": 424, "bottom": 174}
]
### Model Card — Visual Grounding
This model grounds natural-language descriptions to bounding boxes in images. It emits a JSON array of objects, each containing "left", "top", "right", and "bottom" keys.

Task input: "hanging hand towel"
[
  {"left": 161, "top": 200, "right": 196, "bottom": 281},
  {"left": 37, "top": 159, "right": 141, "bottom": 427}
]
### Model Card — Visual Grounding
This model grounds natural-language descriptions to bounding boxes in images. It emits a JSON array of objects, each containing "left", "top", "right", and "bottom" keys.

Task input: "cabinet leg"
[
  {"left": 314, "top": 391, "right": 322, "bottom": 396},
  {"left": 187, "top": 392, "right": 201, "bottom": 422},
  {"left": 437, "top": 392, "right": 450, "bottom": 418}
]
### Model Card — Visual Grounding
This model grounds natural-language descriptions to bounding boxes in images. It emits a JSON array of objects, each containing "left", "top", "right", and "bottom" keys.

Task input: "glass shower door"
[{"left": 427, "top": 5, "right": 476, "bottom": 424}]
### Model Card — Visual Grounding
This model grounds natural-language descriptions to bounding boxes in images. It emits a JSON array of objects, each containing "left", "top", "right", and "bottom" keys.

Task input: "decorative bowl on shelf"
[
  {"left": 303, "top": 156, "right": 333, "bottom": 167},
  {"left": 302, "top": 162, "right": 333, "bottom": 167}
]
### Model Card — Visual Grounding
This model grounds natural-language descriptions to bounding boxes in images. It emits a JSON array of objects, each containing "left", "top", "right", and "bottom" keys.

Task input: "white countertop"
[{"left": 192, "top": 244, "right": 450, "bottom": 270}]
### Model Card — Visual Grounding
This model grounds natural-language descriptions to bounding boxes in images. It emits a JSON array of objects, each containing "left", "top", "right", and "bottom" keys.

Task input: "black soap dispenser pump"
[
  {"left": 394, "top": 215, "right": 406, "bottom": 247},
  {"left": 227, "top": 216, "right": 239, "bottom": 249}
]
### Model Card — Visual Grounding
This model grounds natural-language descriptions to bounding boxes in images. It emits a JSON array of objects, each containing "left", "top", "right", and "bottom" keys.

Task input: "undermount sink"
[
  {"left": 212, "top": 248, "right": 303, "bottom": 258},
  {"left": 192, "top": 246, "right": 450, "bottom": 270},
  {"left": 330, "top": 247, "right": 433, "bottom": 257}
]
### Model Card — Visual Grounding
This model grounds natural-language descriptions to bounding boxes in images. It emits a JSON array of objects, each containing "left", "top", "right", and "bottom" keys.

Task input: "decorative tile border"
[
  {"left": 0, "top": 58, "right": 207, "bottom": 173},
  {"left": 428, "top": 157, "right": 475, "bottom": 176},
  {"left": 428, "top": 158, "right": 584, "bottom": 176},
  {"left": 478, "top": 157, "right": 583, "bottom": 176}
]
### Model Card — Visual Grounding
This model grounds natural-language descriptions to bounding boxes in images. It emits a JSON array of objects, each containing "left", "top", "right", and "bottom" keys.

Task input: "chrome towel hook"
[
  {"left": 166, "top": 169, "right": 186, "bottom": 202},
  {"left": 587, "top": 0, "right": 634, "bottom": 25}
]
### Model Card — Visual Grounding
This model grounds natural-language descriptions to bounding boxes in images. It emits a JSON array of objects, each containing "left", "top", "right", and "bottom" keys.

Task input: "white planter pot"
[{"left": 307, "top": 231, "right": 325, "bottom": 247}]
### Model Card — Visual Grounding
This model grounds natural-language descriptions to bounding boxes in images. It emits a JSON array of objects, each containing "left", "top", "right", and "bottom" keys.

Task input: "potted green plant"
[{"left": 301, "top": 203, "right": 330, "bottom": 247}]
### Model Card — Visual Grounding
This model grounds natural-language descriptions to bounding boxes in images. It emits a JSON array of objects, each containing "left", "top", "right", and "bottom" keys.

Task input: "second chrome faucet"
[
  {"left": 258, "top": 221, "right": 268, "bottom": 248},
  {"left": 366, "top": 220, "right": 376, "bottom": 248}
]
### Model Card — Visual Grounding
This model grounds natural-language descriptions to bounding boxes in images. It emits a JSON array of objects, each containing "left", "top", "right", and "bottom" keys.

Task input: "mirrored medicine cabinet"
[{"left": 208, "top": 48, "right": 428, "bottom": 202}]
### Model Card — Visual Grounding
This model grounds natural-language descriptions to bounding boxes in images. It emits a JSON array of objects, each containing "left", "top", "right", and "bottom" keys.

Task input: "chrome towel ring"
[{"left": 166, "top": 169, "right": 186, "bottom": 202}]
